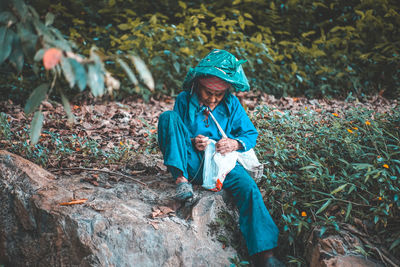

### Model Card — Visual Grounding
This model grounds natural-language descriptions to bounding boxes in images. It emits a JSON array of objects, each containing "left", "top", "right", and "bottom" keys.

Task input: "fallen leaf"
[
  {"left": 90, "top": 180, "right": 99, "bottom": 186},
  {"left": 148, "top": 221, "right": 159, "bottom": 230},
  {"left": 59, "top": 198, "right": 88, "bottom": 206},
  {"left": 159, "top": 206, "right": 174, "bottom": 215}
]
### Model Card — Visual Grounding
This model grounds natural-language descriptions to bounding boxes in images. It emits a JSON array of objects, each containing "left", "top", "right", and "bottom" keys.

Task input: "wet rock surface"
[
  {"left": 0, "top": 150, "right": 239, "bottom": 267},
  {"left": 305, "top": 227, "right": 385, "bottom": 267}
]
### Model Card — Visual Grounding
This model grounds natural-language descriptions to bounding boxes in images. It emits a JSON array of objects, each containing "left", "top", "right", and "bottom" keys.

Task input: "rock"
[
  {"left": 305, "top": 227, "right": 384, "bottom": 267},
  {"left": 0, "top": 150, "right": 239, "bottom": 266}
]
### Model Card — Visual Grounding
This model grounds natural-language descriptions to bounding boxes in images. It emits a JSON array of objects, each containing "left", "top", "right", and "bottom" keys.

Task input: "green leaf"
[
  {"left": 348, "top": 184, "right": 356, "bottom": 194},
  {"left": 316, "top": 199, "right": 332, "bottom": 215},
  {"left": 87, "top": 63, "right": 104, "bottom": 97},
  {"left": 16, "top": 23, "right": 37, "bottom": 57},
  {"left": 0, "top": 26, "right": 6, "bottom": 45},
  {"left": 61, "top": 57, "right": 75, "bottom": 88},
  {"left": 178, "top": 1, "right": 187, "bottom": 9},
  {"left": 12, "top": 0, "right": 28, "bottom": 20},
  {"left": 69, "top": 58, "right": 86, "bottom": 91},
  {"left": 0, "top": 11, "right": 17, "bottom": 25},
  {"left": 389, "top": 238, "right": 400, "bottom": 251},
  {"left": 30, "top": 111, "right": 44, "bottom": 146},
  {"left": 0, "top": 27, "right": 13, "bottom": 65},
  {"left": 131, "top": 55, "right": 154, "bottom": 91},
  {"left": 352, "top": 163, "right": 374, "bottom": 170},
  {"left": 60, "top": 90, "right": 74, "bottom": 124},
  {"left": 300, "top": 165, "right": 318, "bottom": 170},
  {"left": 117, "top": 58, "right": 138, "bottom": 85},
  {"left": 173, "top": 61, "right": 180, "bottom": 73},
  {"left": 302, "top": 30, "right": 316, "bottom": 38},
  {"left": 345, "top": 203, "right": 352, "bottom": 222},
  {"left": 45, "top": 12, "right": 55, "bottom": 26},
  {"left": 117, "top": 24, "right": 130, "bottom": 31},
  {"left": 24, "top": 83, "right": 49, "bottom": 114},
  {"left": 319, "top": 226, "right": 326, "bottom": 237},
  {"left": 330, "top": 183, "right": 348, "bottom": 195},
  {"left": 8, "top": 34, "right": 24, "bottom": 72},
  {"left": 34, "top": 49, "right": 45, "bottom": 62}
]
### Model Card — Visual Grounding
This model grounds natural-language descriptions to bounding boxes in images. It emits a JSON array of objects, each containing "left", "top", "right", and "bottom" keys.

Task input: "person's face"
[{"left": 197, "top": 84, "right": 227, "bottom": 110}]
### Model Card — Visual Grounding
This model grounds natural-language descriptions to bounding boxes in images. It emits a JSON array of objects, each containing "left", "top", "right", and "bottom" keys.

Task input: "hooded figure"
[
  {"left": 182, "top": 49, "right": 250, "bottom": 92},
  {"left": 158, "top": 49, "right": 284, "bottom": 267}
]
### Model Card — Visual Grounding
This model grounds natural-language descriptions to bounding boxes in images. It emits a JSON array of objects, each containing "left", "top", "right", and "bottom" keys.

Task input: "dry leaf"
[
  {"left": 159, "top": 206, "right": 174, "bottom": 215},
  {"left": 148, "top": 221, "right": 159, "bottom": 230},
  {"left": 59, "top": 198, "right": 88, "bottom": 206}
]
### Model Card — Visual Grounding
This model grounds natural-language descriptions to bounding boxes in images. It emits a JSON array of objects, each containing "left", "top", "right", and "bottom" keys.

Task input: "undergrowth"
[
  {"left": 1, "top": 105, "right": 399, "bottom": 265},
  {"left": 0, "top": 112, "right": 156, "bottom": 168},
  {"left": 253, "top": 105, "right": 400, "bottom": 264}
]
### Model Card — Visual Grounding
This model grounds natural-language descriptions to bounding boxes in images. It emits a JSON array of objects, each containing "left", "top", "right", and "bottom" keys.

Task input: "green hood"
[{"left": 182, "top": 49, "right": 250, "bottom": 92}]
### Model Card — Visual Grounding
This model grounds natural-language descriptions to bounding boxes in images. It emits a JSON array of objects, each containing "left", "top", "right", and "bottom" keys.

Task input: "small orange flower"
[
  {"left": 383, "top": 164, "right": 389, "bottom": 169},
  {"left": 76, "top": 147, "right": 80, "bottom": 151},
  {"left": 301, "top": 211, "right": 307, "bottom": 217},
  {"left": 378, "top": 197, "right": 382, "bottom": 201},
  {"left": 365, "top": 120, "right": 371, "bottom": 126},
  {"left": 332, "top": 113, "right": 339, "bottom": 117},
  {"left": 305, "top": 106, "right": 308, "bottom": 110},
  {"left": 352, "top": 127, "right": 358, "bottom": 130},
  {"left": 347, "top": 129, "right": 353, "bottom": 133},
  {"left": 120, "top": 141, "right": 124, "bottom": 146}
]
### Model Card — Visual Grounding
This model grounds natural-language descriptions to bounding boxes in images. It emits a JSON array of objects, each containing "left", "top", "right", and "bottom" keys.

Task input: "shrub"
[
  {"left": 45, "top": 0, "right": 400, "bottom": 99},
  {"left": 253, "top": 105, "right": 400, "bottom": 263}
]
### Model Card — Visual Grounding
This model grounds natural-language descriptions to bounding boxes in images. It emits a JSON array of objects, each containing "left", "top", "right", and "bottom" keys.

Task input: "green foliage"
[
  {"left": 229, "top": 256, "right": 250, "bottom": 267},
  {"left": 0, "top": 0, "right": 156, "bottom": 144},
  {"left": 29, "top": 111, "right": 44, "bottom": 145},
  {"left": 209, "top": 210, "right": 250, "bottom": 264},
  {"left": 3, "top": 0, "right": 399, "bottom": 101},
  {"left": 0, "top": 121, "right": 136, "bottom": 168},
  {"left": 0, "top": 113, "right": 12, "bottom": 140},
  {"left": 253, "top": 105, "right": 400, "bottom": 261},
  {"left": 45, "top": 0, "right": 400, "bottom": 99},
  {"left": 24, "top": 83, "right": 49, "bottom": 114}
]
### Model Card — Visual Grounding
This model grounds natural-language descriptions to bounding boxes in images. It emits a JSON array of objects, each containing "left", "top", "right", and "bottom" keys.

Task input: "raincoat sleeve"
[
  {"left": 173, "top": 92, "right": 188, "bottom": 121},
  {"left": 229, "top": 97, "right": 258, "bottom": 152}
]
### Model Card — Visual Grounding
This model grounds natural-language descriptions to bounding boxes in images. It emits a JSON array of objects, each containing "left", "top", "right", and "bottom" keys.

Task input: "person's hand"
[
  {"left": 192, "top": 135, "right": 210, "bottom": 151},
  {"left": 216, "top": 138, "right": 240, "bottom": 155}
]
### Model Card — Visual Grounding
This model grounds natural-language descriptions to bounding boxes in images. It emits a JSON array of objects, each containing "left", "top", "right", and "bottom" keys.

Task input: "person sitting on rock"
[{"left": 157, "top": 49, "right": 285, "bottom": 267}]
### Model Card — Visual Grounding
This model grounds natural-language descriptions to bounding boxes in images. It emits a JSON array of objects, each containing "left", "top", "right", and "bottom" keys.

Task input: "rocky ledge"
[
  {"left": 0, "top": 150, "right": 240, "bottom": 266},
  {"left": 0, "top": 150, "right": 391, "bottom": 267}
]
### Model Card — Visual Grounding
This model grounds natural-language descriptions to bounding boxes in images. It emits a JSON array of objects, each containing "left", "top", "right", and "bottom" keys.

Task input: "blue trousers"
[{"left": 158, "top": 111, "right": 279, "bottom": 255}]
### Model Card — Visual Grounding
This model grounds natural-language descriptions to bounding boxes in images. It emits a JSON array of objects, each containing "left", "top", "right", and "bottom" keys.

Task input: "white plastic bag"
[
  {"left": 202, "top": 140, "right": 263, "bottom": 191},
  {"left": 237, "top": 149, "right": 264, "bottom": 183},
  {"left": 202, "top": 140, "right": 238, "bottom": 191},
  {"left": 201, "top": 108, "right": 264, "bottom": 191}
]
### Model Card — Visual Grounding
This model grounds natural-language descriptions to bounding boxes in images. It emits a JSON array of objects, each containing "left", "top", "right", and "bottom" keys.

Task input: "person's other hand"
[
  {"left": 216, "top": 138, "right": 240, "bottom": 155},
  {"left": 192, "top": 135, "right": 210, "bottom": 151}
]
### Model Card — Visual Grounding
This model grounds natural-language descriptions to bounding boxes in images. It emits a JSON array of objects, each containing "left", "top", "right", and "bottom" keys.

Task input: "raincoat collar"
[{"left": 188, "top": 90, "right": 232, "bottom": 123}]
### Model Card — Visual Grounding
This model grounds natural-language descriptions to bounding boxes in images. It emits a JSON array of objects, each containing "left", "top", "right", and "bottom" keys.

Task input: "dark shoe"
[
  {"left": 175, "top": 182, "right": 193, "bottom": 201},
  {"left": 264, "top": 257, "right": 285, "bottom": 267}
]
